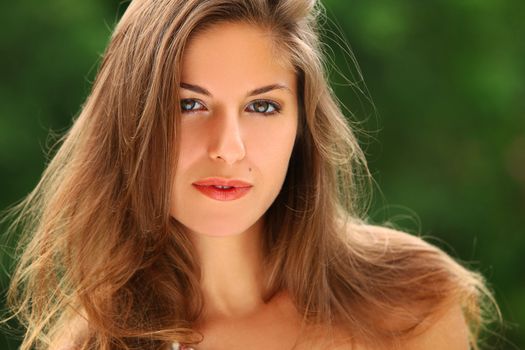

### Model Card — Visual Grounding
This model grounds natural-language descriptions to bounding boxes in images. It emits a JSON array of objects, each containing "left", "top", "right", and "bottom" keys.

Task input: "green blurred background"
[{"left": 0, "top": 1, "right": 523, "bottom": 349}]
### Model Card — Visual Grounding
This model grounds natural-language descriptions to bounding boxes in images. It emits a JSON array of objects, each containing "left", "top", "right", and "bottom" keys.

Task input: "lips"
[
  {"left": 192, "top": 178, "right": 252, "bottom": 188},
  {"left": 192, "top": 177, "right": 253, "bottom": 201}
]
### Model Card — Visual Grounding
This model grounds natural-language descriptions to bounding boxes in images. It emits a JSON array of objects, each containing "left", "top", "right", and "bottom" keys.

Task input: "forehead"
[{"left": 181, "top": 21, "right": 296, "bottom": 95}]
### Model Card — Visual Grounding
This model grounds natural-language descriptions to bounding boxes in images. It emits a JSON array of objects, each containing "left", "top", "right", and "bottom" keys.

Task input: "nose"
[{"left": 207, "top": 110, "right": 246, "bottom": 164}]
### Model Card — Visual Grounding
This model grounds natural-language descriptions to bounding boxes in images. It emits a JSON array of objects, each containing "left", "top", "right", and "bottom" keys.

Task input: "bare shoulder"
[
  {"left": 322, "top": 302, "right": 470, "bottom": 350},
  {"left": 48, "top": 308, "right": 90, "bottom": 350},
  {"left": 328, "top": 220, "right": 472, "bottom": 349},
  {"left": 403, "top": 301, "right": 471, "bottom": 350}
]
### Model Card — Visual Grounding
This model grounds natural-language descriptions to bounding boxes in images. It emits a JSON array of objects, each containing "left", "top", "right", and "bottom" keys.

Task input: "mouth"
[
  {"left": 192, "top": 183, "right": 252, "bottom": 201},
  {"left": 192, "top": 177, "right": 252, "bottom": 188}
]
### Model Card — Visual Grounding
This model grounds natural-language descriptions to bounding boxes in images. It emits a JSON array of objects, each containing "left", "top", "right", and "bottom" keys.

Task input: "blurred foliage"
[{"left": 0, "top": 0, "right": 523, "bottom": 349}]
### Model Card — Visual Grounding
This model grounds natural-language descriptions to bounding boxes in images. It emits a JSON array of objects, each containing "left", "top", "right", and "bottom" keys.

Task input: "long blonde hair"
[{"left": 1, "top": 0, "right": 500, "bottom": 349}]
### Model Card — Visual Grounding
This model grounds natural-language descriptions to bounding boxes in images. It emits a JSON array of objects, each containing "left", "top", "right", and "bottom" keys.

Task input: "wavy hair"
[{"left": 1, "top": 0, "right": 500, "bottom": 349}]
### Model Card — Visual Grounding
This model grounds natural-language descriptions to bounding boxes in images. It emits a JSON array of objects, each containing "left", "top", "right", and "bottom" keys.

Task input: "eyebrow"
[{"left": 180, "top": 82, "right": 292, "bottom": 97}]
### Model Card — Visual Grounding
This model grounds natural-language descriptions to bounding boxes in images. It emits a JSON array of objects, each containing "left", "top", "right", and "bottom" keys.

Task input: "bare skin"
[
  {"left": 50, "top": 226, "right": 470, "bottom": 350},
  {"left": 169, "top": 20, "right": 303, "bottom": 349},
  {"left": 49, "top": 21, "right": 470, "bottom": 350},
  {"left": 171, "top": 20, "right": 298, "bottom": 322},
  {"left": 170, "top": 21, "right": 471, "bottom": 350}
]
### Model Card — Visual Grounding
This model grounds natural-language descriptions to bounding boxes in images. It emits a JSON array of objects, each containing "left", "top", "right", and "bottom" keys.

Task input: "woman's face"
[{"left": 170, "top": 21, "right": 298, "bottom": 237}]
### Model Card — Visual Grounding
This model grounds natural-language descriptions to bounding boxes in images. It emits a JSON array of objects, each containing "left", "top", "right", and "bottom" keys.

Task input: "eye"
[
  {"left": 180, "top": 99, "right": 206, "bottom": 113},
  {"left": 246, "top": 100, "right": 281, "bottom": 116}
]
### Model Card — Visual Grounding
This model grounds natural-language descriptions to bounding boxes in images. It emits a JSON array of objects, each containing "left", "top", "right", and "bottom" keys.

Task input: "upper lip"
[{"left": 192, "top": 177, "right": 253, "bottom": 188}]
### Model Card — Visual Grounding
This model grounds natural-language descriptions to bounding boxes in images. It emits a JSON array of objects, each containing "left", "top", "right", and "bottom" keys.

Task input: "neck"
[{"left": 189, "top": 217, "right": 267, "bottom": 321}]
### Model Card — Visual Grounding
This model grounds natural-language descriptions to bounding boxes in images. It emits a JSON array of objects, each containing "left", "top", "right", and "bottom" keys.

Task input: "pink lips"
[{"left": 192, "top": 177, "right": 253, "bottom": 201}]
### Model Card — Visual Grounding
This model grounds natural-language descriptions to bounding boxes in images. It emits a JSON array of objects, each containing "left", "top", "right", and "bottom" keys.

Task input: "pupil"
[
  {"left": 182, "top": 100, "right": 195, "bottom": 110},
  {"left": 255, "top": 101, "right": 267, "bottom": 113}
]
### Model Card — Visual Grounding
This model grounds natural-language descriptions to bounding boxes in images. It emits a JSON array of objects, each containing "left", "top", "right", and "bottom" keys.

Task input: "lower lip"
[{"left": 192, "top": 185, "right": 252, "bottom": 201}]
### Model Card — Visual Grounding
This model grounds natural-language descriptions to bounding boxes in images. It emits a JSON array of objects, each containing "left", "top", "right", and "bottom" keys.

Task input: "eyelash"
[{"left": 180, "top": 99, "right": 282, "bottom": 116}]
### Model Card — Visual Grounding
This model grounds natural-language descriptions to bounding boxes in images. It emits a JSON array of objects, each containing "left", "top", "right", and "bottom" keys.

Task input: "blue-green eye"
[
  {"left": 180, "top": 99, "right": 205, "bottom": 112},
  {"left": 247, "top": 100, "right": 281, "bottom": 116},
  {"left": 180, "top": 98, "right": 281, "bottom": 116}
]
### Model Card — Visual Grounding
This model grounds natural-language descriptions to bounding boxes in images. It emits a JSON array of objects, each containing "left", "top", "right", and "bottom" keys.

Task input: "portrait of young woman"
[{"left": 0, "top": 0, "right": 504, "bottom": 349}]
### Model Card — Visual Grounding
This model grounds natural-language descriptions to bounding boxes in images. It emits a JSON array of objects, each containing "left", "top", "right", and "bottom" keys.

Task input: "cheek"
[
  {"left": 245, "top": 119, "right": 297, "bottom": 175},
  {"left": 175, "top": 123, "right": 205, "bottom": 173}
]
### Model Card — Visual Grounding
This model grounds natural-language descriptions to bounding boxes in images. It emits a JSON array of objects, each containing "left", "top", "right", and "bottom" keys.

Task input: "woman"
[{"left": 2, "top": 0, "right": 499, "bottom": 349}]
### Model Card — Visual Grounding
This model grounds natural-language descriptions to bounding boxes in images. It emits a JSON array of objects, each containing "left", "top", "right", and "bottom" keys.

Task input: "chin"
[
  {"left": 184, "top": 225, "right": 244, "bottom": 238},
  {"left": 177, "top": 214, "right": 264, "bottom": 238}
]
